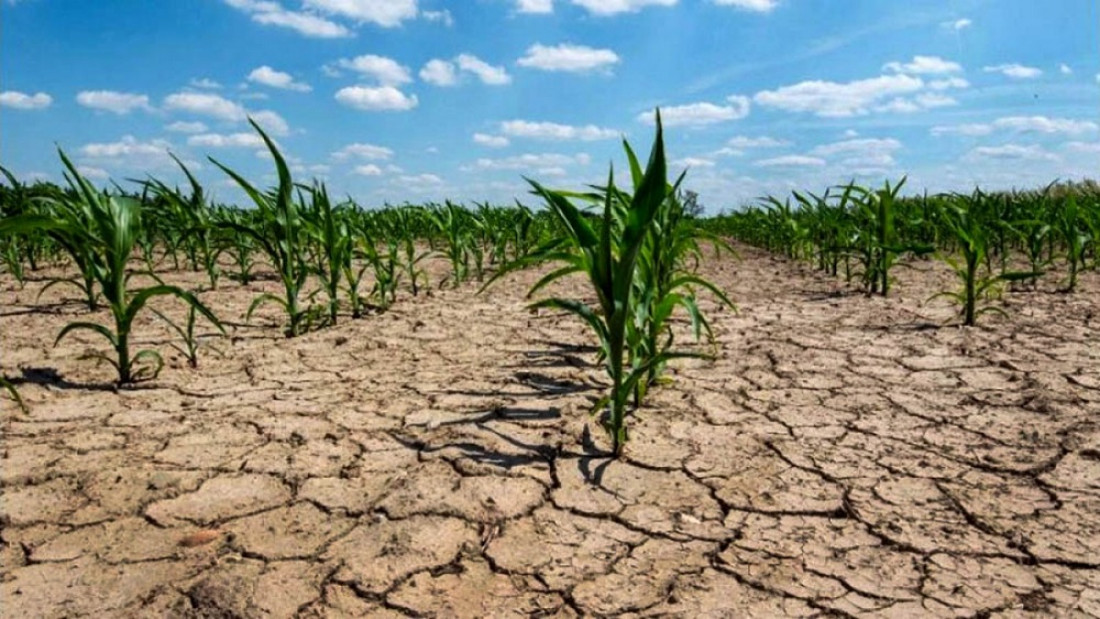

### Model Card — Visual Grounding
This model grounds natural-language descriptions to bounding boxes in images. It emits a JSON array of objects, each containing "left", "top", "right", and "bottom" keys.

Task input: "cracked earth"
[{"left": 1, "top": 246, "right": 1098, "bottom": 617}]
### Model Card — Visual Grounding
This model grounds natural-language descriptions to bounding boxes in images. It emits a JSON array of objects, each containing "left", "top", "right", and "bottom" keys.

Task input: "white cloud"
[
  {"left": 726, "top": 135, "right": 788, "bottom": 148},
  {"left": 332, "top": 142, "right": 394, "bottom": 160},
  {"left": 500, "top": 119, "right": 618, "bottom": 141},
  {"left": 223, "top": 0, "right": 352, "bottom": 38},
  {"left": 712, "top": 0, "right": 779, "bottom": 12},
  {"left": 190, "top": 78, "right": 223, "bottom": 89},
  {"left": 163, "top": 92, "right": 247, "bottom": 120},
  {"left": 641, "top": 96, "right": 750, "bottom": 126},
  {"left": 965, "top": 144, "right": 1058, "bottom": 162},
  {"left": 473, "top": 133, "right": 510, "bottom": 148},
  {"left": 397, "top": 173, "right": 444, "bottom": 185},
  {"left": 875, "top": 98, "right": 921, "bottom": 114},
  {"left": 754, "top": 74, "right": 924, "bottom": 117},
  {"left": 941, "top": 18, "right": 971, "bottom": 31},
  {"left": 421, "top": 9, "right": 453, "bottom": 25},
  {"left": 932, "top": 116, "right": 1098, "bottom": 137},
  {"left": 421, "top": 54, "right": 511, "bottom": 86},
  {"left": 671, "top": 156, "right": 715, "bottom": 168},
  {"left": 75, "top": 90, "right": 153, "bottom": 114},
  {"left": 1060, "top": 64, "right": 1073, "bottom": 75},
  {"left": 914, "top": 93, "right": 957, "bottom": 109},
  {"left": 569, "top": 0, "right": 676, "bottom": 15},
  {"left": 1064, "top": 141, "right": 1100, "bottom": 154},
  {"left": 473, "top": 152, "right": 588, "bottom": 171},
  {"left": 809, "top": 137, "right": 901, "bottom": 157},
  {"left": 928, "top": 77, "right": 969, "bottom": 90},
  {"left": 76, "top": 166, "right": 110, "bottom": 180},
  {"left": 188, "top": 132, "right": 267, "bottom": 148},
  {"left": 354, "top": 164, "right": 383, "bottom": 176},
  {"left": 983, "top": 63, "right": 1042, "bottom": 79},
  {"left": 930, "top": 123, "right": 992, "bottom": 137},
  {"left": 753, "top": 155, "right": 826, "bottom": 167},
  {"left": 992, "top": 116, "right": 1098, "bottom": 134},
  {"left": 337, "top": 54, "right": 412, "bottom": 85},
  {"left": 166, "top": 121, "right": 209, "bottom": 133},
  {"left": 883, "top": 55, "right": 962, "bottom": 75},
  {"left": 517, "top": 43, "right": 620, "bottom": 73},
  {"left": 247, "top": 66, "right": 311, "bottom": 92},
  {"left": 302, "top": 0, "right": 417, "bottom": 27},
  {"left": 80, "top": 136, "right": 172, "bottom": 160},
  {"left": 420, "top": 59, "right": 458, "bottom": 86},
  {"left": 250, "top": 109, "right": 290, "bottom": 135},
  {"left": 335, "top": 85, "right": 418, "bottom": 111},
  {"left": 0, "top": 90, "right": 52, "bottom": 110},
  {"left": 455, "top": 54, "right": 511, "bottom": 85},
  {"left": 516, "top": 0, "right": 553, "bottom": 13}
]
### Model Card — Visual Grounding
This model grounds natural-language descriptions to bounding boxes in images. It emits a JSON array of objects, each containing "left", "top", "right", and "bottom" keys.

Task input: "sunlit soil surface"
[{"left": 1, "top": 245, "right": 1098, "bottom": 617}]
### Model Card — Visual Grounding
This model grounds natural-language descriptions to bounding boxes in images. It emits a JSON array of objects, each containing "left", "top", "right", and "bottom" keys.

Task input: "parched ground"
[{"left": 1, "top": 246, "right": 1098, "bottom": 618}]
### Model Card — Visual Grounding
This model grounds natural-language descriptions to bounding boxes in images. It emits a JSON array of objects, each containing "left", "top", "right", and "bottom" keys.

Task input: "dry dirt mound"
[{"left": 2, "top": 247, "right": 1098, "bottom": 617}]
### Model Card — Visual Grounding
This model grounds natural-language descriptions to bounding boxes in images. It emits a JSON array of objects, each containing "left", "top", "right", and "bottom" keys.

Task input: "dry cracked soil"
[{"left": 1, "top": 245, "right": 1098, "bottom": 618}]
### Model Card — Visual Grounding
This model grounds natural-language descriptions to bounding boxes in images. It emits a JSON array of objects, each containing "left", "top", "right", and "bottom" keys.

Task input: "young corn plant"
[
  {"left": 213, "top": 119, "right": 312, "bottom": 336},
  {"left": 0, "top": 152, "right": 224, "bottom": 384},
  {"left": 931, "top": 192, "right": 1039, "bottom": 326},
  {"left": 302, "top": 183, "right": 352, "bottom": 325},
  {"left": 495, "top": 112, "right": 686, "bottom": 457},
  {"left": 1055, "top": 195, "right": 1088, "bottom": 292},
  {"left": 152, "top": 303, "right": 223, "bottom": 369}
]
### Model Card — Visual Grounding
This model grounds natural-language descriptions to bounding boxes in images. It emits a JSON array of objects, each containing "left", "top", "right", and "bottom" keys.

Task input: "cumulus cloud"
[
  {"left": 883, "top": 55, "right": 962, "bottom": 75},
  {"left": 712, "top": 0, "right": 779, "bottom": 12},
  {"left": 165, "top": 121, "right": 209, "bottom": 133},
  {"left": 222, "top": 0, "right": 352, "bottom": 38},
  {"left": 500, "top": 119, "right": 618, "bottom": 141},
  {"left": 189, "top": 78, "right": 223, "bottom": 89},
  {"left": 515, "top": 0, "right": 553, "bottom": 13},
  {"left": 79, "top": 136, "right": 174, "bottom": 166},
  {"left": 0, "top": 90, "right": 52, "bottom": 110},
  {"left": 335, "top": 85, "right": 418, "bottom": 111},
  {"left": 517, "top": 43, "right": 620, "bottom": 73},
  {"left": 726, "top": 135, "right": 788, "bottom": 148},
  {"left": 472, "top": 152, "right": 589, "bottom": 171},
  {"left": 941, "top": 18, "right": 971, "bottom": 31},
  {"left": 337, "top": 54, "right": 412, "bottom": 86},
  {"left": 473, "top": 133, "right": 510, "bottom": 148},
  {"left": 247, "top": 66, "right": 311, "bottom": 92},
  {"left": 569, "top": 0, "right": 675, "bottom": 15},
  {"left": 354, "top": 164, "right": 383, "bottom": 176},
  {"left": 332, "top": 142, "right": 394, "bottom": 160},
  {"left": 753, "top": 155, "right": 826, "bottom": 167},
  {"left": 964, "top": 144, "right": 1058, "bottom": 162},
  {"left": 188, "top": 132, "right": 267, "bottom": 148},
  {"left": 302, "top": 0, "right": 417, "bottom": 27},
  {"left": 754, "top": 74, "right": 948, "bottom": 117},
  {"left": 932, "top": 116, "right": 1098, "bottom": 137},
  {"left": 163, "top": 92, "right": 246, "bottom": 120},
  {"left": 983, "top": 63, "right": 1042, "bottom": 79},
  {"left": 637, "top": 96, "right": 750, "bottom": 126},
  {"left": 455, "top": 54, "right": 511, "bottom": 85},
  {"left": 419, "top": 59, "right": 458, "bottom": 86},
  {"left": 75, "top": 90, "right": 153, "bottom": 114}
]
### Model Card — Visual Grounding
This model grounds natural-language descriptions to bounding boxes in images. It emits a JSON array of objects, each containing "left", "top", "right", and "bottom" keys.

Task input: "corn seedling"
[
  {"left": 931, "top": 192, "right": 1040, "bottom": 326},
  {"left": 152, "top": 303, "right": 223, "bottom": 369},
  {"left": 0, "top": 151, "right": 224, "bottom": 384},
  {"left": 213, "top": 119, "right": 312, "bottom": 336}
]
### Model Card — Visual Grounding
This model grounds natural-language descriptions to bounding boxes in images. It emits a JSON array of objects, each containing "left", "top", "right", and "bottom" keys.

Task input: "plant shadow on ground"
[{"left": 14, "top": 366, "right": 118, "bottom": 392}]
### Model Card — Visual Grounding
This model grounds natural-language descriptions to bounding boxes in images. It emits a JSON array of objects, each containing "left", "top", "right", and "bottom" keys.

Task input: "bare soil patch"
[{"left": 2, "top": 246, "right": 1098, "bottom": 617}]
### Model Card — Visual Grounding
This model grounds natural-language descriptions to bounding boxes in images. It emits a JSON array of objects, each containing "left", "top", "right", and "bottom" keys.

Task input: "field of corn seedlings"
[{"left": 1, "top": 119, "right": 1099, "bottom": 617}]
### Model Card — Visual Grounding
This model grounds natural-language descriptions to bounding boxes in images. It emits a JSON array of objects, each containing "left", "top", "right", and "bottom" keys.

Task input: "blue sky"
[{"left": 1, "top": 0, "right": 1097, "bottom": 212}]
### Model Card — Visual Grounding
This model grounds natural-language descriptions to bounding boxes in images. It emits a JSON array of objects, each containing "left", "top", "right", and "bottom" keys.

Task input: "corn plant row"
[{"left": 706, "top": 180, "right": 1099, "bottom": 324}]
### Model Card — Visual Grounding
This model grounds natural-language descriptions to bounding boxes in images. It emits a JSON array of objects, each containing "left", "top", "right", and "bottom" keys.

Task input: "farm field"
[{"left": 2, "top": 244, "right": 1098, "bottom": 617}]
